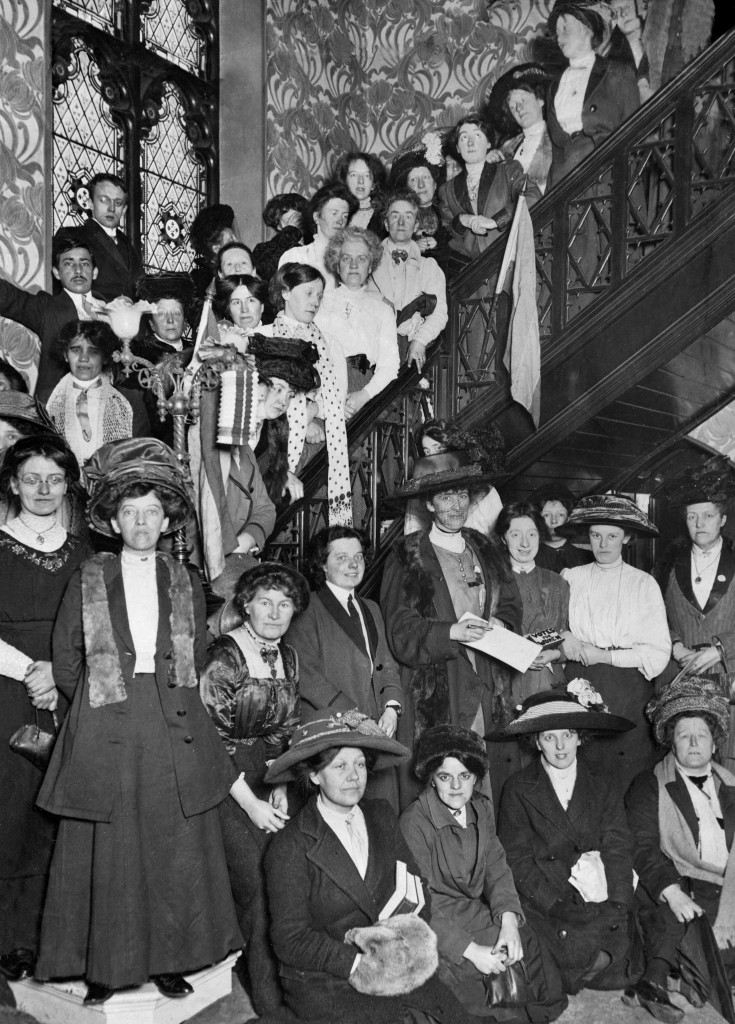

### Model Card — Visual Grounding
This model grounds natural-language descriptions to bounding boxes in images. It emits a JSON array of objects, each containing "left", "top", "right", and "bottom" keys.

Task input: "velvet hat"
[
  {"left": 646, "top": 672, "right": 730, "bottom": 746},
  {"left": 248, "top": 334, "right": 321, "bottom": 394},
  {"left": 136, "top": 272, "right": 197, "bottom": 323},
  {"left": 662, "top": 455, "right": 735, "bottom": 508},
  {"left": 0, "top": 392, "right": 57, "bottom": 434},
  {"left": 487, "top": 683, "right": 634, "bottom": 738},
  {"left": 264, "top": 709, "right": 410, "bottom": 783},
  {"left": 414, "top": 725, "right": 489, "bottom": 782},
  {"left": 486, "top": 63, "right": 552, "bottom": 139},
  {"left": 84, "top": 436, "right": 195, "bottom": 537},
  {"left": 556, "top": 494, "right": 658, "bottom": 537},
  {"left": 390, "top": 450, "right": 493, "bottom": 502},
  {"left": 189, "top": 203, "right": 235, "bottom": 258}
]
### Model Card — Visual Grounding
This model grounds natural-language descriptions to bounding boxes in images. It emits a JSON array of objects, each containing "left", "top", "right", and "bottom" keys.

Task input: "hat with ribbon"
[
  {"left": 84, "top": 436, "right": 194, "bottom": 537},
  {"left": 248, "top": 334, "right": 321, "bottom": 394},
  {"left": 487, "top": 681, "right": 634, "bottom": 738},
  {"left": 646, "top": 671, "right": 730, "bottom": 746},
  {"left": 264, "top": 708, "right": 410, "bottom": 783},
  {"left": 556, "top": 494, "right": 658, "bottom": 536}
]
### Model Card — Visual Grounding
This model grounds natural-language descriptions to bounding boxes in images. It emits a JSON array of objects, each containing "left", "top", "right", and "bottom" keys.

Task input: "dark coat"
[
  {"left": 116, "top": 329, "right": 196, "bottom": 444},
  {"left": 547, "top": 56, "right": 640, "bottom": 185},
  {"left": 438, "top": 159, "right": 538, "bottom": 258},
  {"left": 38, "top": 555, "right": 237, "bottom": 822},
  {"left": 0, "top": 281, "right": 78, "bottom": 401},
  {"left": 76, "top": 218, "right": 144, "bottom": 302},
  {"left": 264, "top": 795, "right": 470, "bottom": 1024}
]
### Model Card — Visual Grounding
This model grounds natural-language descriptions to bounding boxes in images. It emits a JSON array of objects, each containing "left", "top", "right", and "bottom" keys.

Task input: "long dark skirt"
[
  {"left": 564, "top": 662, "right": 656, "bottom": 795},
  {"left": 36, "top": 673, "right": 242, "bottom": 988}
]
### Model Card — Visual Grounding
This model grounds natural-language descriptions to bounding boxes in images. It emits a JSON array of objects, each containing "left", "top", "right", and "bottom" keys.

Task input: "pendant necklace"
[
  {"left": 17, "top": 515, "right": 58, "bottom": 545},
  {"left": 692, "top": 546, "right": 719, "bottom": 585}
]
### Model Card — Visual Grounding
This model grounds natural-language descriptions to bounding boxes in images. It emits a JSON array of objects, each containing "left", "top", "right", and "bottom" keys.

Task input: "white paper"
[{"left": 457, "top": 612, "right": 541, "bottom": 673}]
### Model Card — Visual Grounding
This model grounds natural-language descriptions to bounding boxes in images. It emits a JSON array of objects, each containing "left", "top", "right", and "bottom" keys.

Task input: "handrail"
[{"left": 441, "top": 28, "right": 735, "bottom": 423}]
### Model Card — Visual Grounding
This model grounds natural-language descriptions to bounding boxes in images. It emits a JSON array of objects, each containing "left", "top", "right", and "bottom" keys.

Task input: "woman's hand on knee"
[{"left": 662, "top": 884, "right": 704, "bottom": 923}]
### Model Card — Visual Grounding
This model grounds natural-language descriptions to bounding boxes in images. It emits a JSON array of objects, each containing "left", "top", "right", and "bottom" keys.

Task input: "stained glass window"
[
  {"left": 141, "top": 0, "right": 206, "bottom": 78},
  {"left": 54, "top": 0, "right": 118, "bottom": 34},
  {"left": 141, "top": 83, "right": 206, "bottom": 273},
  {"left": 51, "top": 39, "right": 125, "bottom": 233}
]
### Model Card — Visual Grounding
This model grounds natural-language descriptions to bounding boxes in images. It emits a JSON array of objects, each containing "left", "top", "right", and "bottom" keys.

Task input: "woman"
[
  {"left": 0, "top": 435, "right": 90, "bottom": 983},
  {"left": 263, "top": 712, "right": 476, "bottom": 1024},
  {"left": 317, "top": 225, "right": 400, "bottom": 421},
  {"left": 213, "top": 273, "right": 268, "bottom": 347},
  {"left": 497, "top": 503, "right": 570, "bottom": 695},
  {"left": 438, "top": 115, "right": 538, "bottom": 259},
  {"left": 200, "top": 561, "right": 310, "bottom": 1015},
  {"left": 495, "top": 687, "right": 636, "bottom": 994},
  {"left": 189, "top": 202, "right": 239, "bottom": 299},
  {"left": 530, "top": 485, "right": 593, "bottom": 572},
  {"left": 558, "top": 495, "right": 671, "bottom": 787},
  {"left": 403, "top": 419, "right": 504, "bottom": 537},
  {"left": 252, "top": 192, "right": 310, "bottom": 285},
  {"left": 35, "top": 438, "right": 244, "bottom": 1004},
  {"left": 334, "top": 151, "right": 387, "bottom": 237},
  {"left": 261, "top": 263, "right": 352, "bottom": 526},
  {"left": 400, "top": 725, "right": 568, "bottom": 1020},
  {"left": 390, "top": 147, "right": 451, "bottom": 253},
  {"left": 546, "top": 0, "right": 640, "bottom": 185},
  {"left": 487, "top": 64, "right": 553, "bottom": 195},
  {"left": 625, "top": 675, "right": 735, "bottom": 1022}
]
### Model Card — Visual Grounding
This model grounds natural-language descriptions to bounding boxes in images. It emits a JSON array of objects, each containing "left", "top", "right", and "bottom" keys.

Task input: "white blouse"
[
  {"left": 554, "top": 52, "right": 596, "bottom": 135},
  {"left": 316, "top": 286, "right": 399, "bottom": 401},
  {"left": 121, "top": 550, "right": 159, "bottom": 674},
  {"left": 562, "top": 559, "right": 671, "bottom": 680}
]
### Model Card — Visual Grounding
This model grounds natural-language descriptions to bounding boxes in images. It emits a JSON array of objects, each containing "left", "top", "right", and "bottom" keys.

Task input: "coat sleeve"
[
  {"left": 239, "top": 448, "right": 276, "bottom": 550},
  {"left": 264, "top": 826, "right": 358, "bottom": 979},
  {"left": 625, "top": 770, "right": 681, "bottom": 902},
  {"left": 380, "top": 552, "right": 459, "bottom": 667},
  {"left": 0, "top": 279, "right": 49, "bottom": 336},
  {"left": 597, "top": 781, "right": 635, "bottom": 906},
  {"left": 51, "top": 568, "right": 86, "bottom": 703},
  {"left": 480, "top": 805, "right": 525, "bottom": 923},
  {"left": 363, "top": 301, "right": 400, "bottom": 400},
  {"left": 494, "top": 577, "right": 523, "bottom": 633},
  {"left": 199, "top": 639, "right": 245, "bottom": 757},
  {"left": 412, "top": 257, "right": 448, "bottom": 349},
  {"left": 368, "top": 601, "right": 403, "bottom": 708}
]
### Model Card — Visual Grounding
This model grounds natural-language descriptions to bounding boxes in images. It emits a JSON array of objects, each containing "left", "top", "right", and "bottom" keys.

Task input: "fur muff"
[{"left": 345, "top": 914, "right": 438, "bottom": 996}]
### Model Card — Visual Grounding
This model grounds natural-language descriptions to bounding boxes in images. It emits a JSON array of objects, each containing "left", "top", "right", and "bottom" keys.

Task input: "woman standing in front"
[
  {"left": 559, "top": 495, "right": 670, "bottom": 787},
  {"left": 35, "top": 438, "right": 243, "bottom": 1004},
  {"left": 0, "top": 435, "right": 90, "bottom": 983}
]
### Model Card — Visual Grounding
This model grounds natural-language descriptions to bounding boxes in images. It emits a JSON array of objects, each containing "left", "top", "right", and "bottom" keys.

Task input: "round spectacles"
[{"left": 17, "top": 474, "right": 66, "bottom": 487}]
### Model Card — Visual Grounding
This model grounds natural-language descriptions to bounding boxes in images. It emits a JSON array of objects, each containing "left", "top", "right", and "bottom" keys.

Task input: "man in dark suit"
[
  {"left": 285, "top": 526, "right": 403, "bottom": 807},
  {"left": 74, "top": 172, "right": 143, "bottom": 301},
  {"left": 0, "top": 229, "right": 105, "bottom": 401}
]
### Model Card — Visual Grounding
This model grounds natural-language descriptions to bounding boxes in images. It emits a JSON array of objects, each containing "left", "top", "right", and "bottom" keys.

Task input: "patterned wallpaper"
[
  {"left": 0, "top": 0, "right": 47, "bottom": 391},
  {"left": 265, "top": 0, "right": 553, "bottom": 197}
]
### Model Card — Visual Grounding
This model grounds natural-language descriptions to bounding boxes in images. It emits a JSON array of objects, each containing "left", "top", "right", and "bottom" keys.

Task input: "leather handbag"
[
  {"left": 9, "top": 709, "right": 58, "bottom": 771},
  {"left": 484, "top": 960, "right": 535, "bottom": 1008}
]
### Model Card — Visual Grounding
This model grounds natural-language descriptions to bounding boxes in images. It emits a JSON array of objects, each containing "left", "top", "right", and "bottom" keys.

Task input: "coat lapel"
[
  {"left": 666, "top": 774, "right": 700, "bottom": 848},
  {"left": 673, "top": 547, "right": 697, "bottom": 609},
  {"left": 584, "top": 55, "right": 607, "bottom": 105},
  {"left": 477, "top": 163, "right": 496, "bottom": 216},
  {"left": 703, "top": 545, "right": 735, "bottom": 615},
  {"left": 317, "top": 586, "right": 371, "bottom": 660},
  {"left": 302, "top": 799, "right": 379, "bottom": 920},
  {"left": 522, "top": 759, "right": 586, "bottom": 846},
  {"left": 89, "top": 219, "right": 129, "bottom": 271}
]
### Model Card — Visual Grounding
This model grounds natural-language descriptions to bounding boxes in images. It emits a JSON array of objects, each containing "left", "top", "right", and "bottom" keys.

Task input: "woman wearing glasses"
[{"left": 0, "top": 435, "right": 90, "bottom": 984}]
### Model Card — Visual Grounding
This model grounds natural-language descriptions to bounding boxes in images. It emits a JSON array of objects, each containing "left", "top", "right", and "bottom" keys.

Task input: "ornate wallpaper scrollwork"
[
  {"left": 265, "top": 0, "right": 553, "bottom": 197},
  {"left": 0, "top": 0, "right": 47, "bottom": 391}
]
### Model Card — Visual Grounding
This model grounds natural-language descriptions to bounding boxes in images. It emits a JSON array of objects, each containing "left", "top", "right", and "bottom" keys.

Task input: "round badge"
[{"left": 718, "top": 574, "right": 727, "bottom": 582}]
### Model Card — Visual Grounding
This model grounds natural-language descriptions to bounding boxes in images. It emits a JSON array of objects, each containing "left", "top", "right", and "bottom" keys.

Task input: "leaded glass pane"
[
  {"left": 52, "top": 39, "right": 126, "bottom": 233},
  {"left": 54, "top": 0, "right": 117, "bottom": 34},
  {"left": 141, "top": 0, "right": 205, "bottom": 77},
  {"left": 141, "top": 82, "right": 206, "bottom": 273}
]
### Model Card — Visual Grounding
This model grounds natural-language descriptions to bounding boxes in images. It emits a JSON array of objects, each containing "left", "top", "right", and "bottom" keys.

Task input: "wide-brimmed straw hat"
[
  {"left": 556, "top": 494, "right": 658, "bottom": 537},
  {"left": 264, "top": 709, "right": 410, "bottom": 783},
  {"left": 248, "top": 334, "right": 320, "bottom": 394},
  {"left": 646, "top": 672, "right": 730, "bottom": 746},
  {"left": 390, "top": 450, "right": 494, "bottom": 503},
  {"left": 662, "top": 455, "right": 735, "bottom": 508},
  {"left": 486, "top": 63, "right": 552, "bottom": 139},
  {"left": 84, "top": 437, "right": 194, "bottom": 537},
  {"left": 487, "top": 683, "right": 634, "bottom": 739}
]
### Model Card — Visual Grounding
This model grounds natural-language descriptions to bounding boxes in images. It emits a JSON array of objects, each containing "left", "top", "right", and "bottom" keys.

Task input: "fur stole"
[
  {"left": 393, "top": 529, "right": 515, "bottom": 738},
  {"left": 82, "top": 552, "right": 197, "bottom": 708}
]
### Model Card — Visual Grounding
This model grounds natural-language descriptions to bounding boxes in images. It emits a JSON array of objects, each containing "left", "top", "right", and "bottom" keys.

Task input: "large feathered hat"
[
  {"left": 662, "top": 455, "right": 735, "bottom": 508},
  {"left": 556, "top": 494, "right": 658, "bottom": 536}
]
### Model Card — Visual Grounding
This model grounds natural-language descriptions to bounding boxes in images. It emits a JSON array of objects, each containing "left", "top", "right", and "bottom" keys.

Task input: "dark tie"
[
  {"left": 347, "top": 594, "right": 368, "bottom": 657},
  {"left": 259, "top": 646, "right": 278, "bottom": 679},
  {"left": 391, "top": 249, "right": 408, "bottom": 264},
  {"left": 689, "top": 775, "right": 710, "bottom": 789}
]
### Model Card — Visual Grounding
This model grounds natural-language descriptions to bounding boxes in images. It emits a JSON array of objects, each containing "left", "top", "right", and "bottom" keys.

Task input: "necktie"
[
  {"left": 260, "top": 646, "right": 278, "bottom": 679},
  {"left": 74, "top": 380, "right": 102, "bottom": 442},
  {"left": 391, "top": 249, "right": 408, "bottom": 264},
  {"left": 689, "top": 775, "right": 710, "bottom": 790},
  {"left": 345, "top": 810, "right": 369, "bottom": 877},
  {"left": 347, "top": 593, "right": 368, "bottom": 657}
]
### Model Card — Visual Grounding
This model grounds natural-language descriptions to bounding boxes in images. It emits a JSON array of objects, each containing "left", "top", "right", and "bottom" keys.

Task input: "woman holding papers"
[
  {"left": 494, "top": 688, "right": 636, "bottom": 995},
  {"left": 381, "top": 453, "right": 522, "bottom": 807},
  {"left": 400, "top": 725, "right": 567, "bottom": 1020},
  {"left": 262, "top": 712, "right": 475, "bottom": 1024},
  {"left": 558, "top": 495, "right": 670, "bottom": 788}
]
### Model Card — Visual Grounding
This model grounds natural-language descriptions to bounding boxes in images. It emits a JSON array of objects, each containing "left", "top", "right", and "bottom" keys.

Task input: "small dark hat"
[
  {"left": 487, "top": 684, "right": 634, "bottom": 739},
  {"left": 390, "top": 450, "right": 494, "bottom": 502},
  {"left": 136, "top": 273, "right": 196, "bottom": 321},
  {"left": 486, "top": 63, "right": 552, "bottom": 139},
  {"left": 248, "top": 334, "right": 321, "bottom": 393},
  {"left": 556, "top": 494, "right": 658, "bottom": 537},
  {"left": 84, "top": 437, "right": 194, "bottom": 537},
  {"left": 264, "top": 708, "right": 410, "bottom": 783},
  {"left": 189, "top": 203, "right": 235, "bottom": 257},
  {"left": 548, "top": 0, "right": 612, "bottom": 37},
  {"left": 662, "top": 455, "right": 735, "bottom": 508},
  {"left": 414, "top": 725, "right": 489, "bottom": 782},
  {"left": 646, "top": 672, "right": 730, "bottom": 745}
]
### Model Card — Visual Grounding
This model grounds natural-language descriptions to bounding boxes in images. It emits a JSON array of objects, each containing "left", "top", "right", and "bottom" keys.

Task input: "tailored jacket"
[
  {"left": 626, "top": 762, "right": 735, "bottom": 906},
  {"left": 0, "top": 281, "right": 80, "bottom": 401},
  {"left": 77, "top": 218, "right": 144, "bottom": 302},
  {"left": 497, "top": 758, "right": 634, "bottom": 913},
  {"left": 38, "top": 556, "right": 237, "bottom": 822},
  {"left": 438, "top": 159, "right": 539, "bottom": 259},
  {"left": 502, "top": 127, "right": 554, "bottom": 195},
  {"left": 547, "top": 55, "right": 640, "bottom": 186},
  {"left": 285, "top": 585, "right": 402, "bottom": 719}
]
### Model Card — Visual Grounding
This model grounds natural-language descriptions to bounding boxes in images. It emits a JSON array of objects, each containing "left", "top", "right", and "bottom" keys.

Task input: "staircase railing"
[{"left": 440, "top": 28, "right": 735, "bottom": 425}]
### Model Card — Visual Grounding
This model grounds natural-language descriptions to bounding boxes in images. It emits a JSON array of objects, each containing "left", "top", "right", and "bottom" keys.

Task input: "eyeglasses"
[{"left": 17, "top": 474, "right": 66, "bottom": 487}]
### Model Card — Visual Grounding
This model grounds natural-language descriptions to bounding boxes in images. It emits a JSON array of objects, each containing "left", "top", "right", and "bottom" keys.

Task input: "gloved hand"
[{"left": 547, "top": 891, "right": 599, "bottom": 923}]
